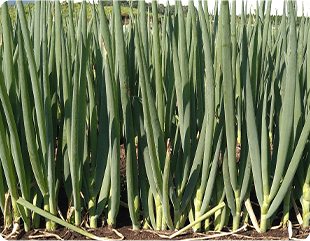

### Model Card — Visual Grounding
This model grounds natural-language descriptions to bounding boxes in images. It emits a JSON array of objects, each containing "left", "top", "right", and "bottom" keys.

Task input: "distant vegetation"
[
  {"left": 3, "top": 2, "right": 122, "bottom": 23},
  {"left": 2, "top": 1, "right": 189, "bottom": 24},
  {"left": 0, "top": 1, "right": 304, "bottom": 29}
]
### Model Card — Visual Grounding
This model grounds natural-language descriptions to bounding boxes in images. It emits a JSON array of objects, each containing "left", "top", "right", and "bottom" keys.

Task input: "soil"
[{"left": 1, "top": 145, "right": 310, "bottom": 240}]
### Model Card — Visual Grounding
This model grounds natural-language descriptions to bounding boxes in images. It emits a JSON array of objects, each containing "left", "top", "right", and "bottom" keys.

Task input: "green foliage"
[
  {"left": 2, "top": 2, "right": 139, "bottom": 24},
  {"left": 1, "top": 0, "right": 310, "bottom": 237}
]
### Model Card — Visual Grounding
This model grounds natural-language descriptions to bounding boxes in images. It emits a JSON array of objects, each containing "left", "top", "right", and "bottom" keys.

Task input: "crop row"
[{"left": 0, "top": 0, "right": 310, "bottom": 235}]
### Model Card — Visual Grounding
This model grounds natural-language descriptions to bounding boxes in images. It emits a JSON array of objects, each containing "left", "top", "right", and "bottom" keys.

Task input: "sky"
[{"left": 3, "top": 0, "right": 310, "bottom": 17}]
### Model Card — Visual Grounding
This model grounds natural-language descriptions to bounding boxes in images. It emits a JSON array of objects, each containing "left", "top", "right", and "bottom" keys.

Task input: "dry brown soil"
[{"left": 1, "top": 214, "right": 310, "bottom": 240}]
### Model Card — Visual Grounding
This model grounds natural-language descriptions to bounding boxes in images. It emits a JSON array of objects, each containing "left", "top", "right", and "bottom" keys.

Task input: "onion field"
[{"left": 0, "top": 0, "right": 310, "bottom": 237}]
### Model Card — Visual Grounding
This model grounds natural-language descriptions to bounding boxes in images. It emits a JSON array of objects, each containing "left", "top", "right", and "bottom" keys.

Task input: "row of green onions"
[{"left": 1, "top": 0, "right": 310, "bottom": 235}]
